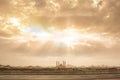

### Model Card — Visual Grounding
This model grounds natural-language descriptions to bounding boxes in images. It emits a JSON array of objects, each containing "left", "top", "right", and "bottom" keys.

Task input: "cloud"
[{"left": 0, "top": 0, "right": 120, "bottom": 66}]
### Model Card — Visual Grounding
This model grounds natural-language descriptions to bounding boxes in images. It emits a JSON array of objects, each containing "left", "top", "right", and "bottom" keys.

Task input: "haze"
[{"left": 0, "top": 0, "right": 120, "bottom": 66}]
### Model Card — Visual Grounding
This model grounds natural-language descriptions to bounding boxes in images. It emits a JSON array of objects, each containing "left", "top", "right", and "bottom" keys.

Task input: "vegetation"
[{"left": 0, "top": 64, "right": 120, "bottom": 75}]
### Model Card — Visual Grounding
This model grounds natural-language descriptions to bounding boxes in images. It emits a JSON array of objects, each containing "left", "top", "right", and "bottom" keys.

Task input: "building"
[{"left": 56, "top": 61, "right": 66, "bottom": 68}]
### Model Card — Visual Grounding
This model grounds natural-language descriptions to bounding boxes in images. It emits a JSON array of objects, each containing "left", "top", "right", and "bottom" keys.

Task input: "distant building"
[{"left": 56, "top": 61, "right": 66, "bottom": 68}]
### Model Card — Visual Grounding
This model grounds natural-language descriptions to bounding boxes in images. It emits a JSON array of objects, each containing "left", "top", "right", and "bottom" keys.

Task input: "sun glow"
[
  {"left": 13, "top": 25, "right": 114, "bottom": 48},
  {"left": 5, "top": 17, "right": 114, "bottom": 48},
  {"left": 9, "top": 18, "right": 20, "bottom": 26},
  {"left": 52, "top": 28, "right": 80, "bottom": 48}
]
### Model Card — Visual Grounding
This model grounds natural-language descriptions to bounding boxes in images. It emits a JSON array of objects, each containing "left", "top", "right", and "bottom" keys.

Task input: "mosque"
[{"left": 56, "top": 61, "right": 66, "bottom": 68}]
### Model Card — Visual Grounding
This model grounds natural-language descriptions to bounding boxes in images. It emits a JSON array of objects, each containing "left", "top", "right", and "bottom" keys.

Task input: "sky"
[{"left": 0, "top": 0, "right": 120, "bottom": 67}]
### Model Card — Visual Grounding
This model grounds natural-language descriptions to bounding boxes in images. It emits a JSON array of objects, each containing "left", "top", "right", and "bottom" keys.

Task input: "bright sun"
[{"left": 52, "top": 28, "right": 80, "bottom": 48}]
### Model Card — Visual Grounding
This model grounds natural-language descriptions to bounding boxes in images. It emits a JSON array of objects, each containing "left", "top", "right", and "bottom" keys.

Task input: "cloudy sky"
[{"left": 0, "top": 0, "right": 120, "bottom": 66}]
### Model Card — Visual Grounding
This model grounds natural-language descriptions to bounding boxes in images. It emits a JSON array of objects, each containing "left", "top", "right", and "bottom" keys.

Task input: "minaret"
[
  {"left": 56, "top": 61, "right": 58, "bottom": 67},
  {"left": 56, "top": 61, "right": 60, "bottom": 67},
  {"left": 63, "top": 61, "right": 66, "bottom": 67}
]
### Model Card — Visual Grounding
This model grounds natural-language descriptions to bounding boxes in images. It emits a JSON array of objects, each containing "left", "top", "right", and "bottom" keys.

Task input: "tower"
[
  {"left": 56, "top": 61, "right": 60, "bottom": 67},
  {"left": 63, "top": 61, "right": 66, "bottom": 67}
]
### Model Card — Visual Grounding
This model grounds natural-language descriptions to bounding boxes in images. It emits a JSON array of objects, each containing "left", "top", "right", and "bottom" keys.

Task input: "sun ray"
[{"left": 12, "top": 25, "right": 115, "bottom": 49}]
